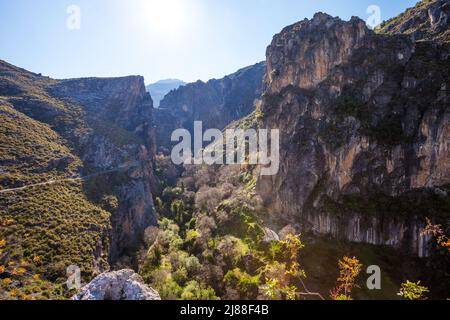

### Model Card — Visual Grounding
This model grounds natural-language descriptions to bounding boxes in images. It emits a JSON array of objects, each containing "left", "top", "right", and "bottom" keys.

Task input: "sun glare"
[{"left": 143, "top": 0, "right": 189, "bottom": 35}]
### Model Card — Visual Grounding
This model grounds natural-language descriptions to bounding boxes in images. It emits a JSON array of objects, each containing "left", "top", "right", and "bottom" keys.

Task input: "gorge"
[{"left": 0, "top": 0, "right": 449, "bottom": 300}]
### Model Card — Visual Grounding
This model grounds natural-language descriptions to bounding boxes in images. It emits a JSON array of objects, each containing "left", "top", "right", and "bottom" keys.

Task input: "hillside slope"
[
  {"left": 377, "top": 0, "right": 449, "bottom": 42},
  {"left": 0, "top": 60, "right": 158, "bottom": 298}
]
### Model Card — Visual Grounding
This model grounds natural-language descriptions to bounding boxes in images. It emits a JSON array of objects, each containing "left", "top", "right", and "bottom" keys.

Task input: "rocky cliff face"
[
  {"left": 378, "top": 0, "right": 449, "bottom": 43},
  {"left": 257, "top": 11, "right": 450, "bottom": 256},
  {"left": 156, "top": 62, "right": 265, "bottom": 150},
  {"left": 48, "top": 76, "right": 158, "bottom": 263}
]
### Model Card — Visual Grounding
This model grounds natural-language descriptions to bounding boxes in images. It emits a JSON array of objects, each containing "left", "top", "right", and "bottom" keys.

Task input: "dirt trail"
[{"left": 0, "top": 161, "right": 141, "bottom": 194}]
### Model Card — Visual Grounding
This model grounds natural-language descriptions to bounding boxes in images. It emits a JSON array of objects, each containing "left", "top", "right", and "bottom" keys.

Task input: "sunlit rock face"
[
  {"left": 266, "top": 13, "right": 369, "bottom": 93},
  {"left": 257, "top": 11, "right": 450, "bottom": 255},
  {"left": 73, "top": 269, "right": 161, "bottom": 300}
]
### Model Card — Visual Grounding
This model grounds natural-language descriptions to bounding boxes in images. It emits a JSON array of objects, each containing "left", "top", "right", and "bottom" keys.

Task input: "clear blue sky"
[{"left": 0, "top": 0, "right": 418, "bottom": 84}]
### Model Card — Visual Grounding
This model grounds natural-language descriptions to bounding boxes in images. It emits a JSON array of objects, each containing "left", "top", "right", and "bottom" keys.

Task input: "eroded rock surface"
[{"left": 73, "top": 269, "right": 161, "bottom": 300}]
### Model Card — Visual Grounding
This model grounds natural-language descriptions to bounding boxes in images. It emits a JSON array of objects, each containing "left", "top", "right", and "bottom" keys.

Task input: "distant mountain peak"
[{"left": 146, "top": 79, "right": 186, "bottom": 108}]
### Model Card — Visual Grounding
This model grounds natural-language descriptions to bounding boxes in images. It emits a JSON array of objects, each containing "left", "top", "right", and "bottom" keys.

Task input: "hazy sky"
[{"left": 0, "top": 0, "right": 417, "bottom": 84}]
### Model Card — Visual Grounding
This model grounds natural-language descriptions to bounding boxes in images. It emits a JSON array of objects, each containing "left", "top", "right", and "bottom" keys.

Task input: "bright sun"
[{"left": 143, "top": 0, "right": 189, "bottom": 35}]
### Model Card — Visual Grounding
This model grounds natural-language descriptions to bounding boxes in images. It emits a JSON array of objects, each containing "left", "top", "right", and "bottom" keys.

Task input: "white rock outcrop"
[{"left": 72, "top": 269, "right": 161, "bottom": 301}]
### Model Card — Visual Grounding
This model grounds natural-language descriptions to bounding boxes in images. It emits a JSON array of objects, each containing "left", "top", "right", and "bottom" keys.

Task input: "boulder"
[
  {"left": 262, "top": 227, "right": 280, "bottom": 243},
  {"left": 72, "top": 269, "right": 161, "bottom": 301}
]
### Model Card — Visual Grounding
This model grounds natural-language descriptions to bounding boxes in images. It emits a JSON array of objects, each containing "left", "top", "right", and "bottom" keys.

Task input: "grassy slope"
[
  {"left": 0, "top": 61, "right": 112, "bottom": 299},
  {"left": 0, "top": 103, "right": 82, "bottom": 187},
  {"left": 377, "top": 0, "right": 450, "bottom": 42},
  {"left": 0, "top": 181, "right": 111, "bottom": 299}
]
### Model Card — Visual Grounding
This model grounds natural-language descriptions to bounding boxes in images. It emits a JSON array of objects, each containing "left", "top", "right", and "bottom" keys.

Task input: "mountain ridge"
[
  {"left": 377, "top": 0, "right": 449, "bottom": 42},
  {"left": 155, "top": 61, "right": 265, "bottom": 151},
  {"left": 0, "top": 59, "right": 159, "bottom": 299}
]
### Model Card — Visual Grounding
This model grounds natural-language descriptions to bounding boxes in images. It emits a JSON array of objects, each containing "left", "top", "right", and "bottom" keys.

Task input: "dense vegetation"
[
  {"left": 137, "top": 154, "right": 450, "bottom": 300},
  {"left": 139, "top": 158, "right": 320, "bottom": 300},
  {"left": 0, "top": 181, "right": 111, "bottom": 299},
  {"left": 0, "top": 61, "right": 118, "bottom": 299}
]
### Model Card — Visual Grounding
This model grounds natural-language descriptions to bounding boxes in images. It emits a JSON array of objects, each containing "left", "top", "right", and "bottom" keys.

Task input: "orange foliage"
[{"left": 330, "top": 256, "right": 362, "bottom": 300}]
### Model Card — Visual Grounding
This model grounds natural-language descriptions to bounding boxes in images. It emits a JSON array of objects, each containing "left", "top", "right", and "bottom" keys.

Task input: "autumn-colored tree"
[
  {"left": 330, "top": 256, "right": 363, "bottom": 300},
  {"left": 422, "top": 218, "right": 450, "bottom": 252},
  {"left": 398, "top": 281, "right": 429, "bottom": 300},
  {"left": 396, "top": 219, "right": 450, "bottom": 300},
  {"left": 263, "top": 234, "right": 324, "bottom": 300}
]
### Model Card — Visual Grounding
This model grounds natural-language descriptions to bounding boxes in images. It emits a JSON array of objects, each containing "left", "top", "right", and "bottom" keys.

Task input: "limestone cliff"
[
  {"left": 257, "top": 11, "right": 449, "bottom": 256},
  {"left": 48, "top": 76, "right": 158, "bottom": 263}
]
